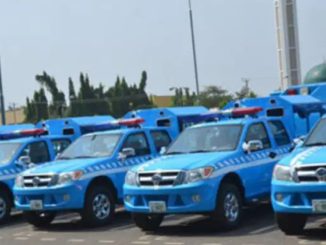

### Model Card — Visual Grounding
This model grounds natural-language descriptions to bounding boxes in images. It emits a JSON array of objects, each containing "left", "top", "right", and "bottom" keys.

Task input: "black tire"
[
  {"left": 132, "top": 213, "right": 164, "bottom": 231},
  {"left": 81, "top": 185, "right": 115, "bottom": 227},
  {"left": 275, "top": 213, "right": 307, "bottom": 235},
  {"left": 0, "top": 191, "right": 11, "bottom": 225},
  {"left": 211, "top": 183, "right": 242, "bottom": 230},
  {"left": 23, "top": 211, "right": 56, "bottom": 228}
]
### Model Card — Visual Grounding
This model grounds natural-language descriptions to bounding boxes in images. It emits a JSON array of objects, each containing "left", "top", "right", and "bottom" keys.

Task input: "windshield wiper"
[
  {"left": 166, "top": 151, "right": 185, "bottom": 155},
  {"left": 305, "top": 142, "right": 326, "bottom": 147},
  {"left": 73, "top": 156, "right": 95, "bottom": 159},
  {"left": 188, "top": 150, "right": 211, "bottom": 154},
  {"left": 57, "top": 156, "right": 71, "bottom": 160}
]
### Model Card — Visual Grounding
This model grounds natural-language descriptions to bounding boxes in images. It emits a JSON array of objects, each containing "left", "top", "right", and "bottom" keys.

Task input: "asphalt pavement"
[{"left": 0, "top": 204, "right": 325, "bottom": 245}]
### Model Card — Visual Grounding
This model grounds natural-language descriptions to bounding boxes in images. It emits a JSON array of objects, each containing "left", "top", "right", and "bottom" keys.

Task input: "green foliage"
[
  {"left": 171, "top": 87, "right": 196, "bottom": 106},
  {"left": 197, "top": 86, "right": 233, "bottom": 108},
  {"left": 25, "top": 70, "right": 153, "bottom": 122}
]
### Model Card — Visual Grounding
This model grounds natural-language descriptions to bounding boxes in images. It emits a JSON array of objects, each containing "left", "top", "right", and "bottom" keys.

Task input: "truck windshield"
[
  {"left": 166, "top": 125, "right": 242, "bottom": 154},
  {"left": 304, "top": 118, "right": 326, "bottom": 146},
  {"left": 59, "top": 133, "right": 121, "bottom": 159},
  {"left": 0, "top": 143, "right": 21, "bottom": 165}
]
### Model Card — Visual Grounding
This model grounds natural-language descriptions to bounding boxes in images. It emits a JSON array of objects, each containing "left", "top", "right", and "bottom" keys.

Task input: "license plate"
[
  {"left": 149, "top": 201, "right": 166, "bottom": 213},
  {"left": 312, "top": 200, "right": 326, "bottom": 213},
  {"left": 30, "top": 200, "right": 43, "bottom": 210}
]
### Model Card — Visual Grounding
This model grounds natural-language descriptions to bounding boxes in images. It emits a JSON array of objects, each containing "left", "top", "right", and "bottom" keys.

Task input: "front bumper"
[
  {"left": 14, "top": 182, "right": 86, "bottom": 211},
  {"left": 272, "top": 180, "right": 326, "bottom": 215},
  {"left": 124, "top": 178, "right": 218, "bottom": 214}
]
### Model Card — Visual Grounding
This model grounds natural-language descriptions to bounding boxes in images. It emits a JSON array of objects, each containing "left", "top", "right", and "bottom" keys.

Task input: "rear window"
[
  {"left": 150, "top": 130, "right": 172, "bottom": 152},
  {"left": 268, "top": 120, "right": 291, "bottom": 146}
]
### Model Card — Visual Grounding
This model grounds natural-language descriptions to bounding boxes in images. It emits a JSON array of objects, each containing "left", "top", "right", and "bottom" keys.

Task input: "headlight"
[
  {"left": 15, "top": 175, "right": 24, "bottom": 187},
  {"left": 58, "top": 170, "right": 84, "bottom": 185},
  {"left": 182, "top": 166, "right": 214, "bottom": 184},
  {"left": 125, "top": 171, "right": 138, "bottom": 186},
  {"left": 273, "top": 164, "right": 292, "bottom": 181}
]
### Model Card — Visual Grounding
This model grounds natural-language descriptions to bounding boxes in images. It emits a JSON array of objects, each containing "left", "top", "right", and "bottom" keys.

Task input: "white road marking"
[
  {"left": 131, "top": 241, "right": 151, "bottom": 245},
  {"left": 98, "top": 241, "right": 115, "bottom": 244},
  {"left": 41, "top": 238, "right": 57, "bottom": 242},
  {"left": 164, "top": 243, "right": 185, "bottom": 245},
  {"left": 68, "top": 239, "right": 85, "bottom": 243},
  {"left": 201, "top": 243, "right": 222, "bottom": 245},
  {"left": 15, "top": 237, "right": 29, "bottom": 241},
  {"left": 155, "top": 236, "right": 168, "bottom": 241},
  {"left": 249, "top": 225, "right": 275, "bottom": 234},
  {"left": 298, "top": 240, "right": 315, "bottom": 245}
]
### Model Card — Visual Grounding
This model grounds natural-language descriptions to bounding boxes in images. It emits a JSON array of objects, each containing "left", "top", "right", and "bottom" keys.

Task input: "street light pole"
[
  {"left": 188, "top": 0, "right": 200, "bottom": 96},
  {"left": 0, "top": 58, "right": 6, "bottom": 125}
]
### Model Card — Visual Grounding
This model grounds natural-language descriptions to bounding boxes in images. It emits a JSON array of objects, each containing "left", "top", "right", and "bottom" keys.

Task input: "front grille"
[
  {"left": 138, "top": 171, "right": 181, "bottom": 187},
  {"left": 295, "top": 164, "right": 326, "bottom": 182},
  {"left": 23, "top": 174, "right": 57, "bottom": 188}
]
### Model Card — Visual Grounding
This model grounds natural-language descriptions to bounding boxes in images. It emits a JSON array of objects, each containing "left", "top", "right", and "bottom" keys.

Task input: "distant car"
[
  {"left": 0, "top": 130, "right": 71, "bottom": 224},
  {"left": 14, "top": 125, "right": 174, "bottom": 227},
  {"left": 124, "top": 111, "right": 293, "bottom": 231},
  {"left": 272, "top": 116, "right": 326, "bottom": 235}
]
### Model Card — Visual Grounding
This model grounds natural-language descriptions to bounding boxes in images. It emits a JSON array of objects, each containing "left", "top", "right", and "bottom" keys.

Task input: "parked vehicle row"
[{"left": 1, "top": 82, "right": 326, "bottom": 237}]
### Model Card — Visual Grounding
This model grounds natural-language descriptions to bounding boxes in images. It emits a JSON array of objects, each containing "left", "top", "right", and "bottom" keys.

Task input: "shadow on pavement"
[
  {"left": 0, "top": 212, "right": 24, "bottom": 229},
  {"left": 294, "top": 218, "right": 326, "bottom": 242},
  {"left": 151, "top": 203, "right": 278, "bottom": 237},
  {"left": 34, "top": 211, "right": 134, "bottom": 233}
]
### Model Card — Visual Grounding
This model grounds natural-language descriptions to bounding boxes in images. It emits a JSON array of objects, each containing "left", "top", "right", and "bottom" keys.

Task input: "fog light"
[
  {"left": 192, "top": 195, "right": 201, "bottom": 203},
  {"left": 276, "top": 193, "right": 283, "bottom": 202},
  {"left": 125, "top": 195, "right": 131, "bottom": 203},
  {"left": 63, "top": 194, "right": 70, "bottom": 201}
]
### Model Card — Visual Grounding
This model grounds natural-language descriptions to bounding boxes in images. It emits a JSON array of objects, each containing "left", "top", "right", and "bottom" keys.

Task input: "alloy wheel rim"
[
  {"left": 223, "top": 192, "right": 239, "bottom": 223},
  {"left": 0, "top": 197, "right": 6, "bottom": 219},
  {"left": 92, "top": 194, "right": 111, "bottom": 220}
]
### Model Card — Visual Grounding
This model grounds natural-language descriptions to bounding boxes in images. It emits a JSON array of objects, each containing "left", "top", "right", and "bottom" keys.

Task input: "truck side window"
[
  {"left": 123, "top": 133, "right": 150, "bottom": 156},
  {"left": 20, "top": 141, "right": 50, "bottom": 164},
  {"left": 268, "top": 120, "right": 290, "bottom": 146},
  {"left": 245, "top": 123, "right": 271, "bottom": 149},
  {"left": 150, "top": 130, "right": 171, "bottom": 152},
  {"left": 51, "top": 139, "right": 71, "bottom": 155}
]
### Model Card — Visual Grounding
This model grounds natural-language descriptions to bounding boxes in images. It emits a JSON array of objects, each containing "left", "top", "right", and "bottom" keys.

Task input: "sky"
[{"left": 0, "top": 0, "right": 326, "bottom": 107}]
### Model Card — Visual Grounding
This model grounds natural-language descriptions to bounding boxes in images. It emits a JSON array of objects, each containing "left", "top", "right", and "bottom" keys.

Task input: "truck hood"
[
  {"left": 134, "top": 152, "right": 235, "bottom": 172},
  {"left": 282, "top": 146, "right": 326, "bottom": 167},
  {"left": 22, "top": 157, "right": 111, "bottom": 175}
]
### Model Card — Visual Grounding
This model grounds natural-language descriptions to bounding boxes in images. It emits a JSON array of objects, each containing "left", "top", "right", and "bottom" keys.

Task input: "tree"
[
  {"left": 235, "top": 79, "right": 257, "bottom": 100},
  {"left": 197, "top": 86, "right": 233, "bottom": 109},
  {"left": 35, "top": 71, "right": 66, "bottom": 117}
]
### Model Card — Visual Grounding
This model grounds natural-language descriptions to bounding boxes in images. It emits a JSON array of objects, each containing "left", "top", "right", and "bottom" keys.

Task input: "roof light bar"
[{"left": 0, "top": 128, "right": 48, "bottom": 140}]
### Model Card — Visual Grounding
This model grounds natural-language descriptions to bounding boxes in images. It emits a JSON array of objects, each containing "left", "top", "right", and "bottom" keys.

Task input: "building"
[{"left": 275, "top": 0, "right": 301, "bottom": 88}]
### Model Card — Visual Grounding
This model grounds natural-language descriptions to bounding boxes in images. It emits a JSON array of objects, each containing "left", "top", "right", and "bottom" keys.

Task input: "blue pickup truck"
[
  {"left": 124, "top": 109, "right": 293, "bottom": 231},
  {"left": 14, "top": 124, "right": 174, "bottom": 227},
  {"left": 0, "top": 129, "right": 72, "bottom": 224},
  {"left": 272, "top": 115, "right": 326, "bottom": 235}
]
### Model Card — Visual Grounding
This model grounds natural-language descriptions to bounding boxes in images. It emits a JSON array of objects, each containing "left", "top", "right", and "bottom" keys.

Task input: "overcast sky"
[{"left": 0, "top": 0, "right": 326, "bottom": 106}]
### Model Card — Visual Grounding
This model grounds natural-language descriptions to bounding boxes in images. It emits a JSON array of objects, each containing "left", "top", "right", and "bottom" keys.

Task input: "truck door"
[
  {"left": 243, "top": 122, "right": 273, "bottom": 196},
  {"left": 266, "top": 120, "right": 291, "bottom": 190},
  {"left": 116, "top": 132, "right": 153, "bottom": 196},
  {"left": 17, "top": 141, "right": 51, "bottom": 166}
]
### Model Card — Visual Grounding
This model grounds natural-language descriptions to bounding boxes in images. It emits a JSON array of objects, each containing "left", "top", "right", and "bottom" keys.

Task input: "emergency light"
[
  {"left": 80, "top": 117, "right": 145, "bottom": 134},
  {"left": 0, "top": 128, "right": 48, "bottom": 140}
]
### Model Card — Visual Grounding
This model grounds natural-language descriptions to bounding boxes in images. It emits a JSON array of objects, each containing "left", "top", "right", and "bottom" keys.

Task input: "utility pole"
[
  {"left": 0, "top": 58, "right": 6, "bottom": 125},
  {"left": 188, "top": 0, "right": 200, "bottom": 95}
]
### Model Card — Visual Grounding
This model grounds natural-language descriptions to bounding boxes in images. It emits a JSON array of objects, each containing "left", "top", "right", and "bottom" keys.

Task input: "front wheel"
[
  {"left": 23, "top": 211, "right": 56, "bottom": 228},
  {"left": 132, "top": 213, "right": 164, "bottom": 231},
  {"left": 0, "top": 191, "right": 11, "bottom": 225},
  {"left": 81, "top": 186, "right": 115, "bottom": 227},
  {"left": 211, "top": 183, "right": 242, "bottom": 230},
  {"left": 275, "top": 213, "right": 307, "bottom": 235}
]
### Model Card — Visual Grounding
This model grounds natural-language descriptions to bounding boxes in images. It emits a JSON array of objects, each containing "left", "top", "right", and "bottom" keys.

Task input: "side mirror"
[
  {"left": 160, "top": 146, "right": 167, "bottom": 155},
  {"left": 243, "top": 140, "right": 263, "bottom": 153},
  {"left": 16, "top": 156, "right": 32, "bottom": 168},
  {"left": 290, "top": 136, "right": 306, "bottom": 151},
  {"left": 119, "top": 148, "right": 136, "bottom": 160}
]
